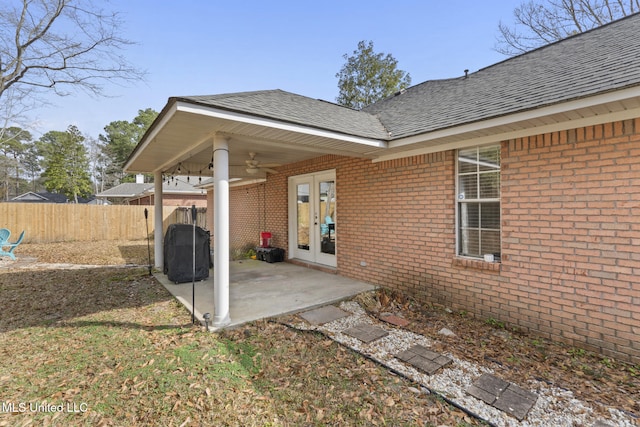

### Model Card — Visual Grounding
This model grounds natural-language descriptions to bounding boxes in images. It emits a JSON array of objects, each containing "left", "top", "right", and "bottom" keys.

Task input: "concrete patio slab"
[{"left": 155, "top": 259, "right": 375, "bottom": 330}]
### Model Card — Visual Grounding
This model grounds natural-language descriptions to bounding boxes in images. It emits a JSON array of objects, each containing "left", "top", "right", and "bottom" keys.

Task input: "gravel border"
[{"left": 290, "top": 301, "right": 635, "bottom": 427}]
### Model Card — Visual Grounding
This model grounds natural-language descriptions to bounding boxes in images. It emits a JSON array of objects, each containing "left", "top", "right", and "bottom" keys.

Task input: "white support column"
[
  {"left": 213, "top": 135, "right": 231, "bottom": 327},
  {"left": 153, "top": 171, "right": 164, "bottom": 269}
]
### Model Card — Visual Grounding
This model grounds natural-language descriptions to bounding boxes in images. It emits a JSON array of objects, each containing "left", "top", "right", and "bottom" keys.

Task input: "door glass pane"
[
  {"left": 296, "top": 183, "right": 309, "bottom": 250},
  {"left": 319, "top": 180, "right": 335, "bottom": 255}
]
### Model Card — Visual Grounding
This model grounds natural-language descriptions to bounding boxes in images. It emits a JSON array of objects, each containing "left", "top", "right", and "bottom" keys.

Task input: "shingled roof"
[
  {"left": 96, "top": 177, "right": 204, "bottom": 200},
  {"left": 364, "top": 12, "right": 640, "bottom": 139},
  {"left": 127, "top": 12, "right": 640, "bottom": 174},
  {"left": 175, "top": 90, "right": 390, "bottom": 140},
  {"left": 96, "top": 183, "right": 152, "bottom": 198}
]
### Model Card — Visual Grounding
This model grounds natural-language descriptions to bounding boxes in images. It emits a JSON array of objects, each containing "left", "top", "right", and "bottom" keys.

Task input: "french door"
[{"left": 288, "top": 170, "right": 336, "bottom": 267}]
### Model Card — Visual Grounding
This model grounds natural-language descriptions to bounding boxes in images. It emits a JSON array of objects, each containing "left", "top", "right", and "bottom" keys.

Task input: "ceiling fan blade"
[
  {"left": 260, "top": 163, "right": 281, "bottom": 168},
  {"left": 262, "top": 168, "right": 279, "bottom": 174}
]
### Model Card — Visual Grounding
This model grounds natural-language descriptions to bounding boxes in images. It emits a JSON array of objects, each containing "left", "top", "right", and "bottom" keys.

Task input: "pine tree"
[{"left": 39, "top": 125, "right": 93, "bottom": 203}]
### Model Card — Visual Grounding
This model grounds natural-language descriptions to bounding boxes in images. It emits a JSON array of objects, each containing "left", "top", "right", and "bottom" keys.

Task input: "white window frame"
[{"left": 455, "top": 144, "right": 501, "bottom": 260}]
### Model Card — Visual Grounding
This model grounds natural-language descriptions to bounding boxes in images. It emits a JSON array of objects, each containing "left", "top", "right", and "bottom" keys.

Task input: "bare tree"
[
  {"left": 84, "top": 134, "right": 107, "bottom": 193},
  {"left": 496, "top": 0, "right": 640, "bottom": 55},
  {"left": 0, "top": 0, "right": 144, "bottom": 101}
]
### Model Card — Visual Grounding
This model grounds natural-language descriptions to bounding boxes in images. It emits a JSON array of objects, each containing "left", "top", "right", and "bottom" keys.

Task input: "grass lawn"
[{"left": 0, "top": 246, "right": 482, "bottom": 427}]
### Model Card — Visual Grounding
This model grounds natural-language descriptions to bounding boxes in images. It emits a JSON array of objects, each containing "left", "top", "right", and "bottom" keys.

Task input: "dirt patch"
[{"left": 15, "top": 240, "right": 155, "bottom": 266}]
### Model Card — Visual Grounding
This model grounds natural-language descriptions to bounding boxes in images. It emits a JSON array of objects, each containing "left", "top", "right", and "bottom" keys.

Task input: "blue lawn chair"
[
  {"left": 0, "top": 230, "right": 25, "bottom": 260},
  {"left": 0, "top": 229, "right": 10, "bottom": 245}
]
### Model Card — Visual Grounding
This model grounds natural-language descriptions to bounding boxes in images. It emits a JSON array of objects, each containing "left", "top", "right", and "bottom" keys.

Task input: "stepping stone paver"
[
  {"left": 396, "top": 344, "right": 452, "bottom": 375},
  {"left": 300, "top": 305, "right": 348, "bottom": 325},
  {"left": 342, "top": 323, "right": 389, "bottom": 343},
  {"left": 467, "top": 373, "right": 509, "bottom": 403},
  {"left": 379, "top": 314, "right": 409, "bottom": 327},
  {"left": 467, "top": 373, "right": 538, "bottom": 421}
]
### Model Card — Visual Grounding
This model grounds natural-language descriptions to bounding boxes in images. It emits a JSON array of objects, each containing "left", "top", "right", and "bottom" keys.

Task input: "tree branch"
[
  {"left": 495, "top": 0, "right": 639, "bottom": 56},
  {"left": 0, "top": 0, "right": 144, "bottom": 101}
]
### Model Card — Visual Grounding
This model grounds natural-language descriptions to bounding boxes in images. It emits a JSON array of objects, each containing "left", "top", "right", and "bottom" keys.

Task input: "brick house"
[
  {"left": 125, "top": 14, "right": 640, "bottom": 362},
  {"left": 96, "top": 175, "right": 207, "bottom": 207}
]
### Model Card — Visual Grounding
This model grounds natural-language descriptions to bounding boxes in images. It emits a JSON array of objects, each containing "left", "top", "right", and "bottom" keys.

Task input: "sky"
[{"left": 21, "top": 0, "right": 524, "bottom": 139}]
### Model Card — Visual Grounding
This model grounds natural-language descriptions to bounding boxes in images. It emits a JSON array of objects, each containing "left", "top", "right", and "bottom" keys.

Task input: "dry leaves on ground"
[
  {"left": 1, "top": 242, "right": 482, "bottom": 426},
  {"left": 5, "top": 240, "right": 639, "bottom": 425},
  {"left": 356, "top": 289, "right": 640, "bottom": 421},
  {"left": 17, "top": 240, "right": 154, "bottom": 266}
]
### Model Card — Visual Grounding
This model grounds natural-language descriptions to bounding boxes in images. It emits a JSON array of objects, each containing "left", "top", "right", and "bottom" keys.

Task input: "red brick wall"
[
  {"left": 337, "top": 152, "right": 460, "bottom": 303},
  {"left": 213, "top": 118, "right": 640, "bottom": 362},
  {"left": 500, "top": 119, "right": 640, "bottom": 362},
  {"left": 229, "top": 182, "right": 265, "bottom": 255},
  {"left": 208, "top": 182, "right": 271, "bottom": 257}
]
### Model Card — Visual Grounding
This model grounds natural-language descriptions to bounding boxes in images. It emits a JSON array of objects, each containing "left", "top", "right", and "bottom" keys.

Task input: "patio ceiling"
[{"left": 124, "top": 99, "right": 388, "bottom": 181}]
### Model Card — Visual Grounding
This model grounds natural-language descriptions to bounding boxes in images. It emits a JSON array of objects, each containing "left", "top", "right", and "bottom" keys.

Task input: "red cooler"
[{"left": 260, "top": 232, "right": 272, "bottom": 248}]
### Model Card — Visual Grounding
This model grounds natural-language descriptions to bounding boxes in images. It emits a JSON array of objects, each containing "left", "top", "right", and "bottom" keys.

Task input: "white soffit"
[{"left": 125, "top": 101, "right": 388, "bottom": 174}]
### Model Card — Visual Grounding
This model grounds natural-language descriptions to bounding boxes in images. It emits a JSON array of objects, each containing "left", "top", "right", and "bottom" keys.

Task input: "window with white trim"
[{"left": 457, "top": 145, "right": 501, "bottom": 260}]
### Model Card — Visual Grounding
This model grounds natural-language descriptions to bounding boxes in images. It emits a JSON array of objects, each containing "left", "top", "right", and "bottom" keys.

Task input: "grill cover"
[{"left": 163, "top": 224, "right": 211, "bottom": 283}]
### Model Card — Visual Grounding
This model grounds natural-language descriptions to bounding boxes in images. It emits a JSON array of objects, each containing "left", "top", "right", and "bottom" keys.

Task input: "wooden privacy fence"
[
  {"left": 0, "top": 204, "right": 208, "bottom": 243},
  {"left": 170, "top": 207, "right": 208, "bottom": 230}
]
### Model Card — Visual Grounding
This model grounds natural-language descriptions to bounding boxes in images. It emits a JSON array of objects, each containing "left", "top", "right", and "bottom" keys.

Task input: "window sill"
[{"left": 452, "top": 256, "right": 501, "bottom": 272}]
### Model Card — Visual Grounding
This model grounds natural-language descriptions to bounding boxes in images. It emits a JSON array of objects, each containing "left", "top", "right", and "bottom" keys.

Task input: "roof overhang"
[
  {"left": 373, "top": 86, "right": 640, "bottom": 162},
  {"left": 125, "top": 86, "right": 640, "bottom": 174},
  {"left": 124, "top": 100, "right": 388, "bottom": 181}
]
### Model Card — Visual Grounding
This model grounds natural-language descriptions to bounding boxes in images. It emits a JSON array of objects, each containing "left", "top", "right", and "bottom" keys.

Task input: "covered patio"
[
  {"left": 124, "top": 91, "right": 388, "bottom": 328},
  {"left": 155, "top": 259, "right": 375, "bottom": 329}
]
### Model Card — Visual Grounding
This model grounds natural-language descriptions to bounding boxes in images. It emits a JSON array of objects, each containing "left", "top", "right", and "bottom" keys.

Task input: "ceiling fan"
[
  {"left": 209, "top": 152, "right": 280, "bottom": 175},
  {"left": 243, "top": 152, "right": 280, "bottom": 175}
]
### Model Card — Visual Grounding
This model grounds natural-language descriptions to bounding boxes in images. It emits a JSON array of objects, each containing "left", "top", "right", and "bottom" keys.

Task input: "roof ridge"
[
  {"left": 475, "top": 11, "right": 640, "bottom": 75},
  {"left": 174, "top": 90, "right": 390, "bottom": 140},
  {"left": 175, "top": 89, "right": 283, "bottom": 101}
]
